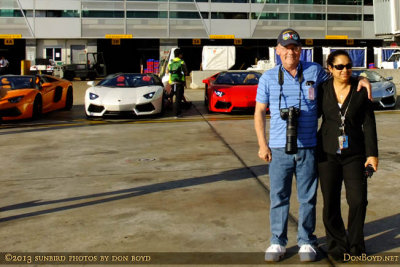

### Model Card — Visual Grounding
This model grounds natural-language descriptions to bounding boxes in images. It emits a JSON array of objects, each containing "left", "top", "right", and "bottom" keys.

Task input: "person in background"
[
  {"left": 317, "top": 50, "right": 378, "bottom": 261},
  {"left": 0, "top": 56, "right": 9, "bottom": 75},
  {"left": 168, "top": 48, "right": 188, "bottom": 118}
]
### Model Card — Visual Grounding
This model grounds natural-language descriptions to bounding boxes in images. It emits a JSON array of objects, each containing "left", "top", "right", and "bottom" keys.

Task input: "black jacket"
[{"left": 317, "top": 77, "right": 378, "bottom": 157}]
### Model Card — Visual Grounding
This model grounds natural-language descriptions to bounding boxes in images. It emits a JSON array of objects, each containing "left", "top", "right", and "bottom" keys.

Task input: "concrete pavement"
[{"left": 0, "top": 81, "right": 399, "bottom": 266}]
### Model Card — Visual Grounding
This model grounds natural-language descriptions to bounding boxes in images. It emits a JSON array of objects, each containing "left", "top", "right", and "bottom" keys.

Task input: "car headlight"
[
  {"left": 89, "top": 92, "right": 99, "bottom": 100},
  {"left": 143, "top": 92, "right": 155, "bottom": 99},
  {"left": 386, "top": 87, "right": 394, "bottom": 94},
  {"left": 8, "top": 96, "right": 24, "bottom": 103},
  {"left": 214, "top": 90, "right": 225, "bottom": 97}
]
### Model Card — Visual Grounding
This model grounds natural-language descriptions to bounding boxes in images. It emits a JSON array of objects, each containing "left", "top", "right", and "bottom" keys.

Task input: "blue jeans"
[{"left": 269, "top": 147, "right": 318, "bottom": 247}]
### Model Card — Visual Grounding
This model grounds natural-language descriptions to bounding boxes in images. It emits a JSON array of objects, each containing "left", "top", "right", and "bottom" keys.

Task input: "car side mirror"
[
  {"left": 202, "top": 79, "right": 209, "bottom": 84},
  {"left": 386, "top": 76, "right": 393, "bottom": 81},
  {"left": 87, "top": 81, "right": 95, "bottom": 86},
  {"left": 42, "top": 82, "right": 52, "bottom": 88}
]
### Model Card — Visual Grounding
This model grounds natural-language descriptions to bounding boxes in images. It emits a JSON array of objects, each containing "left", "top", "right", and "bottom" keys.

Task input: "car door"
[{"left": 38, "top": 76, "right": 55, "bottom": 113}]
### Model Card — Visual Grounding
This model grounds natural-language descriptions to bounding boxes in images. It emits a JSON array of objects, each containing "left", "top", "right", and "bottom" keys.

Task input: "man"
[
  {"left": 254, "top": 28, "right": 371, "bottom": 262},
  {"left": 0, "top": 56, "right": 9, "bottom": 75},
  {"left": 168, "top": 48, "right": 188, "bottom": 118}
]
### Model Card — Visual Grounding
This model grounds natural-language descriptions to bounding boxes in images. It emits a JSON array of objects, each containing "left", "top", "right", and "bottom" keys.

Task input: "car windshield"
[
  {"left": 353, "top": 71, "right": 383, "bottom": 83},
  {"left": 215, "top": 72, "right": 261, "bottom": 85},
  {"left": 387, "top": 53, "right": 400, "bottom": 62},
  {"left": 0, "top": 76, "right": 35, "bottom": 90},
  {"left": 97, "top": 74, "right": 156, "bottom": 88}
]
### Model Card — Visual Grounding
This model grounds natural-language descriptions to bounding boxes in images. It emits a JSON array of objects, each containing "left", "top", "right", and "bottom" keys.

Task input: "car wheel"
[
  {"left": 64, "top": 88, "right": 73, "bottom": 110},
  {"left": 32, "top": 96, "right": 43, "bottom": 120},
  {"left": 204, "top": 85, "right": 208, "bottom": 106},
  {"left": 63, "top": 71, "right": 74, "bottom": 81},
  {"left": 159, "top": 92, "right": 165, "bottom": 117},
  {"left": 80, "top": 77, "right": 87, "bottom": 81},
  {"left": 207, "top": 99, "right": 213, "bottom": 113},
  {"left": 85, "top": 113, "right": 97, "bottom": 120},
  {"left": 88, "top": 72, "right": 96, "bottom": 80}
]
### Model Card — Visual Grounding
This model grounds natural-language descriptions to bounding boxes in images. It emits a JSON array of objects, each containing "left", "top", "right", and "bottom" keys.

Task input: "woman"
[{"left": 317, "top": 50, "right": 378, "bottom": 260}]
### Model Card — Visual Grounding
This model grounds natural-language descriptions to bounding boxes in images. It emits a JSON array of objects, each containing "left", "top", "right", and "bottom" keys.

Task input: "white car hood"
[{"left": 91, "top": 85, "right": 161, "bottom": 103}]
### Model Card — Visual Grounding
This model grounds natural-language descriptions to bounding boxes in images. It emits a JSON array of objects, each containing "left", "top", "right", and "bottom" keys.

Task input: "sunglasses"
[{"left": 333, "top": 63, "right": 352, "bottom": 70}]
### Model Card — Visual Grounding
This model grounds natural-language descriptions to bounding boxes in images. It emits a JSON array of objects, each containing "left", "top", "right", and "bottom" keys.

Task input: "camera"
[
  {"left": 280, "top": 106, "right": 300, "bottom": 154},
  {"left": 364, "top": 164, "right": 375, "bottom": 178}
]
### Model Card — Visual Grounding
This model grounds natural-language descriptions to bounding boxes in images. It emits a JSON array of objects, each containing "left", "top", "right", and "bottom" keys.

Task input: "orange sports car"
[{"left": 0, "top": 74, "right": 73, "bottom": 120}]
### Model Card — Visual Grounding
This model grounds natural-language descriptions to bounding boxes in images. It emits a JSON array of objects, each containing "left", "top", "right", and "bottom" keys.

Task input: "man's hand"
[
  {"left": 258, "top": 146, "right": 272, "bottom": 163},
  {"left": 254, "top": 102, "right": 271, "bottom": 162},
  {"left": 357, "top": 77, "right": 372, "bottom": 100}
]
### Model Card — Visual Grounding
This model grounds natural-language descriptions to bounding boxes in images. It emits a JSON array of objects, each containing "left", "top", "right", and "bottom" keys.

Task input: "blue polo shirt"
[{"left": 256, "top": 61, "right": 329, "bottom": 148}]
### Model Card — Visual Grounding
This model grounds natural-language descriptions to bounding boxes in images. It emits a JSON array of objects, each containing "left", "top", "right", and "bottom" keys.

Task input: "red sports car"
[{"left": 203, "top": 71, "right": 262, "bottom": 113}]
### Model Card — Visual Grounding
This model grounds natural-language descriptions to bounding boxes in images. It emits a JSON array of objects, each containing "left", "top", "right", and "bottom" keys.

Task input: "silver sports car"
[
  {"left": 85, "top": 73, "right": 164, "bottom": 117},
  {"left": 353, "top": 70, "right": 397, "bottom": 109}
]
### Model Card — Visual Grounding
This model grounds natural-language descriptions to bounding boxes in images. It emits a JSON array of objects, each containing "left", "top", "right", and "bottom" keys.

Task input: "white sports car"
[{"left": 85, "top": 73, "right": 164, "bottom": 118}]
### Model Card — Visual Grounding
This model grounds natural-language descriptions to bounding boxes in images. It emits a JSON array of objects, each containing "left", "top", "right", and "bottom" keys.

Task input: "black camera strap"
[
  {"left": 278, "top": 63, "right": 303, "bottom": 111},
  {"left": 338, "top": 88, "right": 354, "bottom": 136}
]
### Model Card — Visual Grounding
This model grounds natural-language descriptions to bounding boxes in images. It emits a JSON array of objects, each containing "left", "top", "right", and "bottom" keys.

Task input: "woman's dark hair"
[{"left": 326, "top": 50, "right": 352, "bottom": 67}]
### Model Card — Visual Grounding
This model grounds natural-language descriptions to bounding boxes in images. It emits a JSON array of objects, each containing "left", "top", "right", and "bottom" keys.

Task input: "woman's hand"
[
  {"left": 357, "top": 77, "right": 372, "bottom": 100},
  {"left": 365, "top": 156, "right": 379, "bottom": 171}
]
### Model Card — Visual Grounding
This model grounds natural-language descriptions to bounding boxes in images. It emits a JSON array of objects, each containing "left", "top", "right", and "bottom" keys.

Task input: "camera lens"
[{"left": 285, "top": 107, "right": 299, "bottom": 154}]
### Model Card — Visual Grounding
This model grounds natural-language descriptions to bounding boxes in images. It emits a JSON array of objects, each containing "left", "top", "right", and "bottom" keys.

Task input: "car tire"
[
  {"left": 88, "top": 72, "right": 96, "bottom": 81},
  {"left": 80, "top": 77, "right": 87, "bottom": 81},
  {"left": 204, "top": 85, "right": 208, "bottom": 106},
  {"left": 64, "top": 71, "right": 75, "bottom": 81},
  {"left": 159, "top": 92, "right": 165, "bottom": 117},
  {"left": 207, "top": 100, "right": 213, "bottom": 113},
  {"left": 64, "top": 88, "right": 73, "bottom": 110},
  {"left": 85, "top": 113, "right": 96, "bottom": 120},
  {"left": 32, "top": 96, "right": 43, "bottom": 120}
]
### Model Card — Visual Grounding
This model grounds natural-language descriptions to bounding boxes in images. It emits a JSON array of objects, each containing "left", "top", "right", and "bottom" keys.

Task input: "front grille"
[
  {"left": 381, "top": 96, "right": 396, "bottom": 106},
  {"left": 215, "top": 101, "right": 232, "bottom": 109},
  {"left": 104, "top": 111, "right": 134, "bottom": 116},
  {"left": 0, "top": 107, "right": 22, "bottom": 117},
  {"left": 88, "top": 104, "right": 105, "bottom": 113},
  {"left": 136, "top": 103, "right": 155, "bottom": 112},
  {"left": 231, "top": 107, "right": 255, "bottom": 112}
]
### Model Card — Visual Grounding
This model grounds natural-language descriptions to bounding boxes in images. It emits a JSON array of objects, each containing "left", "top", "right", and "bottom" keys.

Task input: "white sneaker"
[
  {"left": 298, "top": 244, "right": 317, "bottom": 262},
  {"left": 265, "top": 244, "right": 286, "bottom": 262}
]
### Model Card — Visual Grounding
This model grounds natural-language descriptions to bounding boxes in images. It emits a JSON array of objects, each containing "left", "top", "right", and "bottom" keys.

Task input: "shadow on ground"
[{"left": 0, "top": 165, "right": 267, "bottom": 223}]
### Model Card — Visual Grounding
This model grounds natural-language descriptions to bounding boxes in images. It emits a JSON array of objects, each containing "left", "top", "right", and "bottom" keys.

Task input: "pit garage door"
[
  {"left": 97, "top": 39, "right": 159, "bottom": 75},
  {"left": 0, "top": 38, "right": 25, "bottom": 75}
]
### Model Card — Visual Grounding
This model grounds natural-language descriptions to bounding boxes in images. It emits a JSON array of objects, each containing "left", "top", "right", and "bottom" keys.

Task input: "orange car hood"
[{"left": 1, "top": 88, "right": 36, "bottom": 100}]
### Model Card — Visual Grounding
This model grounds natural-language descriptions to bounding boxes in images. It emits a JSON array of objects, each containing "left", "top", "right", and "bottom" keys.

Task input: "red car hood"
[{"left": 211, "top": 84, "right": 257, "bottom": 97}]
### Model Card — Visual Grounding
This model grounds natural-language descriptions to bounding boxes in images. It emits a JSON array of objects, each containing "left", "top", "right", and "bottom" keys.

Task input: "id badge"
[
  {"left": 338, "top": 135, "right": 349, "bottom": 150},
  {"left": 308, "top": 86, "right": 315, "bottom": 100}
]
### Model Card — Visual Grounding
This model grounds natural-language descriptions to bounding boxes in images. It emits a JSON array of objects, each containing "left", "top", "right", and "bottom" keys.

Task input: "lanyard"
[
  {"left": 278, "top": 64, "right": 303, "bottom": 111},
  {"left": 338, "top": 88, "right": 354, "bottom": 135}
]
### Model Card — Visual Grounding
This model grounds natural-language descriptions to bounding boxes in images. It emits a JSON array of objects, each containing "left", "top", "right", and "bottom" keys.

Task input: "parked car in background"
[
  {"left": 381, "top": 52, "right": 400, "bottom": 69},
  {"left": 85, "top": 73, "right": 164, "bottom": 118},
  {"left": 0, "top": 74, "right": 73, "bottom": 120},
  {"left": 30, "top": 58, "right": 55, "bottom": 75},
  {"left": 353, "top": 70, "right": 397, "bottom": 109},
  {"left": 203, "top": 71, "right": 262, "bottom": 113},
  {"left": 62, "top": 52, "right": 106, "bottom": 81}
]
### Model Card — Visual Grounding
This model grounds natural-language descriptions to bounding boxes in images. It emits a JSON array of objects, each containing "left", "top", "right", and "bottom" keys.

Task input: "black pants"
[
  {"left": 172, "top": 83, "right": 184, "bottom": 116},
  {"left": 318, "top": 153, "right": 367, "bottom": 258}
]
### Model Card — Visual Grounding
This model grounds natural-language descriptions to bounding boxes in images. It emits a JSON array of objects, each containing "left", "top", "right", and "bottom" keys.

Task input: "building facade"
[{"left": 0, "top": 0, "right": 387, "bottom": 74}]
